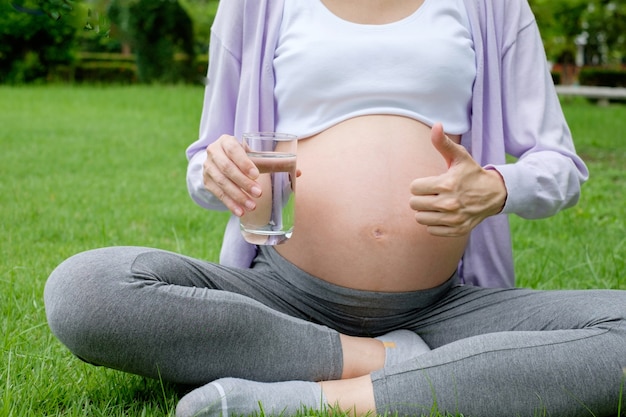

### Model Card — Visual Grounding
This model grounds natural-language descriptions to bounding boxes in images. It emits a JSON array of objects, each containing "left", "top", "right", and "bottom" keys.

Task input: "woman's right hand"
[{"left": 203, "top": 134, "right": 262, "bottom": 217}]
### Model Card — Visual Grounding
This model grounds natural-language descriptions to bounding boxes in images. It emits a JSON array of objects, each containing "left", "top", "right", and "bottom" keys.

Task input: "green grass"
[
  {"left": 1, "top": 86, "right": 625, "bottom": 416},
  {"left": 511, "top": 98, "right": 626, "bottom": 289}
]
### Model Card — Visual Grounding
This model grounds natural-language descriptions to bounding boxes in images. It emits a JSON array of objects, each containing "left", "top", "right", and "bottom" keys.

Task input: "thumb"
[{"left": 430, "top": 123, "right": 466, "bottom": 168}]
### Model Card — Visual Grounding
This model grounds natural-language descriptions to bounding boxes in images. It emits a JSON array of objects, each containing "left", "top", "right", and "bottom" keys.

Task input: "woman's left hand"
[{"left": 409, "top": 123, "right": 507, "bottom": 237}]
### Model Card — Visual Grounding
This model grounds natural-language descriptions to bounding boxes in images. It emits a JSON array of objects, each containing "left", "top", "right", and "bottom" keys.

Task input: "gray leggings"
[{"left": 44, "top": 246, "right": 626, "bottom": 417}]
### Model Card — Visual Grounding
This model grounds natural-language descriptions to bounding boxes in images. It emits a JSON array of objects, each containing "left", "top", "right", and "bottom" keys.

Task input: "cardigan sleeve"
[
  {"left": 488, "top": 6, "right": 588, "bottom": 219},
  {"left": 185, "top": 29, "right": 242, "bottom": 212}
]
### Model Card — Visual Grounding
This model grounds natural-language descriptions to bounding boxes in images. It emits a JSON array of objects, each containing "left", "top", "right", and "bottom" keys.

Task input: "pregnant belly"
[{"left": 275, "top": 115, "right": 468, "bottom": 292}]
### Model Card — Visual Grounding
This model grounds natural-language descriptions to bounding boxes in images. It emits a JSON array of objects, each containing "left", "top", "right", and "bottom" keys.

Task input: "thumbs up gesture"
[{"left": 409, "top": 123, "right": 507, "bottom": 237}]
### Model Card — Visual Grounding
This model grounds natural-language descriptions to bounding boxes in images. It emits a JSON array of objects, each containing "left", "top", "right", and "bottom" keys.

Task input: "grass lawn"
[{"left": 1, "top": 85, "right": 625, "bottom": 416}]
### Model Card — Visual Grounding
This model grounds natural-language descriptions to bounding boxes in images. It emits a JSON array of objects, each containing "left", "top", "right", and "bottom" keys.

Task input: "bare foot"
[
  {"left": 340, "top": 334, "right": 385, "bottom": 379},
  {"left": 320, "top": 375, "right": 377, "bottom": 416}
]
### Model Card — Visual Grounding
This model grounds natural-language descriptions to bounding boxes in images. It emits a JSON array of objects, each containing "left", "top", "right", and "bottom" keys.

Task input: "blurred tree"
[
  {"left": 178, "top": 0, "right": 218, "bottom": 54},
  {"left": 80, "top": 0, "right": 217, "bottom": 54},
  {"left": 10, "top": 0, "right": 76, "bottom": 20},
  {"left": 15, "top": 0, "right": 625, "bottom": 85},
  {"left": 530, "top": 0, "right": 626, "bottom": 67},
  {"left": 77, "top": 0, "right": 121, "bottom": 53},
  {"left": 0, "top": 0, "right": 83, "bottom": 83},
  {"left": 3, "top": 0, "right": 200, "bottom": 84},
  {"left": 530, "top": 0, "right": 587, "bottom": 59},
  {"left": 108, "top": 0, "right": 196, "bottom": 83},
  {"left": 582, "top": 0, "right": 626, "bottom": 65}
]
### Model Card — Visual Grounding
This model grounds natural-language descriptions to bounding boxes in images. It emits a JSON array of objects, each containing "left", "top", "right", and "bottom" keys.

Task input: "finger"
[
  {"left": 409, "top": 194, "right": 437, "bottom": 212},
  {"left": 414, "top": 211, "right": 458, "bottom": 237},
  {"left": 203, "top": 163, "right": 257, "bottom": 217},
  {"left": 414, "top": 212, "right": 471, "bottom": 237},
  {"left": 415, "top": 207, "right": 467, "bottom": 226},
  {"left": 424, "top": 225, "right": 467, "bottom": 238},
  {"left": 207, "top": 140, "right": 262, "bottom": 197},
  {"left": 430, "top": 123, "right": 469, "bottom": 168},
  {"left": 213, "top": 154, "right": 262, "bottom": 198},
  {"left": 222, "top": 138, "right": 260, "bottom": 179},
  {"left": 410, "top": 200, "right": 454, "bottom": 214},
  {"left": 410, "top": 176, "right": 444, "bottom": 197},
  {"left": 204, "top": 138, "right": 263, "bottom": 216}
]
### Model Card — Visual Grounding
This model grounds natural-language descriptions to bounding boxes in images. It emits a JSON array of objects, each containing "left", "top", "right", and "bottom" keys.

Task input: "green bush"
[
  {"left": 578, "top": 68, "right": 626, "bottom": 87},
  {"left": 195, "top": 55, "right": 208, "bottom": 78},
  {"left": 179, "top": 0, "right": 219, "bottom": 54},
  {"left": 52, "top": 53, "right": 207, "bottom": 84},
  {"left": 77, "top": 52, "right": 135, "bottom": 63},
  {"left": 74, "top": 61, "right": 137, "bottom": 84},
  {"left": 108, "top": 0, "right": 196, "bottom": 83},
  {"left": 0, "top": 1, "right": 81, "bottom": 83}
]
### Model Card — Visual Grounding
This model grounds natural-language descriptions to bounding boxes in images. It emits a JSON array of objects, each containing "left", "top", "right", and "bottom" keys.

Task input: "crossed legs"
[{"left": 44, "top": 246, "right": 626, "bottom": 417}]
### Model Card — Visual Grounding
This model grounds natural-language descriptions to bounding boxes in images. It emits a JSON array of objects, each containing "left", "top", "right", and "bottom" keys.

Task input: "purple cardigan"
[{"left": 186, "top": 0, "right": 588, "bottom": 288}]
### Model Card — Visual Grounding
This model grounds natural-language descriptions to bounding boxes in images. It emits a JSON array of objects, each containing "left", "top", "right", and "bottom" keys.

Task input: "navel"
[{"left": 372, "top": 227, "right": 385, "bottom": 239}]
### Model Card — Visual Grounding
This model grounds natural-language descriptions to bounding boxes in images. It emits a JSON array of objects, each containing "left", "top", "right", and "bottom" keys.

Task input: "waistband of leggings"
[{"left": 256, "top": 246, "right": 459, "bottom": 313}]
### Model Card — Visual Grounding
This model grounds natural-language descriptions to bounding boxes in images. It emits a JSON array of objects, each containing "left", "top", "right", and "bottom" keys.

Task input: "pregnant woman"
[{"left": 45, "top": 0, "right": 626, "bottom": 416}]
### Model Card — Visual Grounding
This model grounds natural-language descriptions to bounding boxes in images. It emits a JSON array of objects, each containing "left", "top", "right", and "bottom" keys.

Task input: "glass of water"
[{"left": 240, "top": 132, "right": 298, "bottom": 245}]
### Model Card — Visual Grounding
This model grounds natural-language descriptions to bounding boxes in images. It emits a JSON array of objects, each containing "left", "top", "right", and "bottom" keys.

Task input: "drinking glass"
[{"left": 240, "top": 132, "right": 298, "bottom": 245}]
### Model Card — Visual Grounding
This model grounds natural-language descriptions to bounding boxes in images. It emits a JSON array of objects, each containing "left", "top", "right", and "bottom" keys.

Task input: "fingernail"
[
  {"left": 250, "top": 186, "right": 262, "bottom": 197},
  {"left": 245, "top": 200, "right": 256, "bottom": 210}
]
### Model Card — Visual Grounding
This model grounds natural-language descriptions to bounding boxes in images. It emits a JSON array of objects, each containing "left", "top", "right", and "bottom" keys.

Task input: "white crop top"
[{"left": 273, "top": 0, "right": 476, "bottom": 137}]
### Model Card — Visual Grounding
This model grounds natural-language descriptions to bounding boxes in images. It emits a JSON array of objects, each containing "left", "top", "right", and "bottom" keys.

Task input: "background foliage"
[
  {"left": 1, "top": 0, "right": 624, "bottom": 84},
  {"left": 1, "top": 0, "right": 218, "bottom": 84},
  {"left": 0, "top": 0, "right": 80, "bottom": 83},
  {"left": 529, "top": 0, "right": 626, "bottom": 65},
  {"left": 108, "top": 0, "right": 196, "bottom": 83}
]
